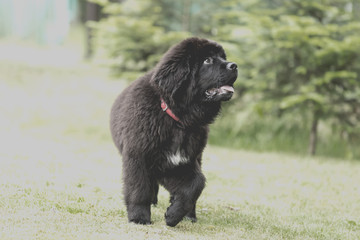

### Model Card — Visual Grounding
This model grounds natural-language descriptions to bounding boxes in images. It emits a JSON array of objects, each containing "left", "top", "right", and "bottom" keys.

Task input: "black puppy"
[{"left": 110, "top": 37, "right": 237, "bottom": 227}]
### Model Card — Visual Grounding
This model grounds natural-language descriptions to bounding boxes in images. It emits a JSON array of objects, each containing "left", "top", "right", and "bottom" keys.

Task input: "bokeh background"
[
  {"left": 1, "top": 1, "right": 360, "bottom": 239},
  {"left": 1, "top": 0, "right": 359, "bottom": 159}
]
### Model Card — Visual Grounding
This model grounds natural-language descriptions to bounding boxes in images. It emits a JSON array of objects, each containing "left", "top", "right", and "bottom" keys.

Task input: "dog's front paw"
[
  {"left": 165, "top": 213, "right": 180, "bottom": 227},
  {"left": 165, "top": 207, "right": 184, "bottom": 227}
]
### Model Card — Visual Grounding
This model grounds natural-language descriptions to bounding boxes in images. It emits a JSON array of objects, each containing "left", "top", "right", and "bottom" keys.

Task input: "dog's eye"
[{"left": 203, "top": 58, "right": 213, "bottom": 64}]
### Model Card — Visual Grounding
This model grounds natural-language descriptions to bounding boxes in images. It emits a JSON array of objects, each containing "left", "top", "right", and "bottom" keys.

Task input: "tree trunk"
[
  {"left": 84, "top": 2, "right": 101, "bottom": 59},
  {"left": 308, "top": 112, "right": 319, "bottom": 156}
]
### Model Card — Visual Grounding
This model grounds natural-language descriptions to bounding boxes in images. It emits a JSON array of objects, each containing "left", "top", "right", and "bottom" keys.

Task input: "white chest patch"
[{"left": 167, "top": 150, "right": 189, "bottom": 166}]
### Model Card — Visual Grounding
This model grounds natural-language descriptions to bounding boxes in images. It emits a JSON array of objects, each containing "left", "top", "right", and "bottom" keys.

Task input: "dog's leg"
[
  {"left": 163, "top": 170, "right": 205, "bottom": 227},
  {"left": 122, "top": 155, "right": 153, "bottom": 225}
]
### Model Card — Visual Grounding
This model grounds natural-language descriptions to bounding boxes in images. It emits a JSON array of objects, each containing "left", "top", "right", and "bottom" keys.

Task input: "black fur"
[{"left": 110, "top": 37, "right": 237, "bottom": 227}]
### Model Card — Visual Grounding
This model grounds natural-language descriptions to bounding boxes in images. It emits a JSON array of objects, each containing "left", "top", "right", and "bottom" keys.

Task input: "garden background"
[{"left": 0, "top": 0, "right": 359, "bottom": 239}]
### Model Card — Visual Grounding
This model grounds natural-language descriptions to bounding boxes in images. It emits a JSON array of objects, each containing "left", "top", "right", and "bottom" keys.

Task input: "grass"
[
  {"left": 209, "top": 106, "right": 360, "bottom": 160},
  {"left": 0, "top": 43, "right": 360, "bottom": 239}
]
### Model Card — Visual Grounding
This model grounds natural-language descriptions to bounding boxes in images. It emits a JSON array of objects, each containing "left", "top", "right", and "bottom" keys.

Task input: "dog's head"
[{"left": 151, "top": 37, "right": 238, "bottom": 105}]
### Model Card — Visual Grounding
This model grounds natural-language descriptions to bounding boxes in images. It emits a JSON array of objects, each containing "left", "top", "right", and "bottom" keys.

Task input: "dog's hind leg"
[{"left": 122, "top": 154, "right": 153, "bottom": 225}]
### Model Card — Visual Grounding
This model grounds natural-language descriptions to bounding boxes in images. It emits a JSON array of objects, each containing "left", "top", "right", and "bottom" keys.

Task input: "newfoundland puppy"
[{"left": 110, "top": 37, "right": 237, "bottom": 227}]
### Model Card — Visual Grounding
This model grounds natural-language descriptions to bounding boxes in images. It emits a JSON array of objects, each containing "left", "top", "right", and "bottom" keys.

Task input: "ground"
[{"left": 0, "top": 42, "right": 359, "bottom": 240}]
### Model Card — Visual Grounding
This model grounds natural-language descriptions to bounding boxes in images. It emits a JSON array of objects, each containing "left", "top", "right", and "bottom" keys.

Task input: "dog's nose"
[{"left": 226, "top": 62, "right": 237, "bottom": 71}]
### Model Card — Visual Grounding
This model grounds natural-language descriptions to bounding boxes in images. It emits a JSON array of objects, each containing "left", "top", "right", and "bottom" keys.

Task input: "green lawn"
[{"left": 0, "top": 53, "right": 359, "bottom": 240}]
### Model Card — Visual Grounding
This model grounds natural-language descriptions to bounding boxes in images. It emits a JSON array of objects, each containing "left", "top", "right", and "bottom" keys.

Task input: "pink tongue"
[{"left": 220, "top": 85, "right": 234, "bottom": 93}]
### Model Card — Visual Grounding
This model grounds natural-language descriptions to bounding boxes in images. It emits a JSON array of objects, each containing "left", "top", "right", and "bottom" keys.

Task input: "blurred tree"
[
  {"left": 242, "top": 0, "right": 360, "bottom": 155},
  {"left": 88, "top": 0, "right": 224, "bottom": 74},
  {"left": 88, "top": 0, "right": 190, "bottom": 74},
  {"left": 153, "top": 0, "right": 220, "bottom": 34},
  {"left": 88, "top": 0, "right": 360, "bottom": 158}
]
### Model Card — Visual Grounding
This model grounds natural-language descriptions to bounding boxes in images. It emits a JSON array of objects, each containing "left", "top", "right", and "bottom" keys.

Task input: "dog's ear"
[{"left": 151, "top": 49, "right": 192, "bottom": 100}]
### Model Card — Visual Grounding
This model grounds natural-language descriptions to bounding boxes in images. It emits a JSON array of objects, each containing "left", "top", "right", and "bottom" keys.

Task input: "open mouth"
[{"left": 205, "top": 85, "right": 234, "bottom": 97}]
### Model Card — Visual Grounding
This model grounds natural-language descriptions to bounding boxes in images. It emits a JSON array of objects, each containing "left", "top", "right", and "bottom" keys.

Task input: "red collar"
[{"left": 160, "top": 98, "right": 181, "bottom": 122}]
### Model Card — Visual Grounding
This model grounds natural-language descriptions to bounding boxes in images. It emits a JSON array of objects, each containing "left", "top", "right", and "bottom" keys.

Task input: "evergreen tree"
[
  {"left": 89, "top": 0, "right": 360, "bottom": 158},
  {"left": 243, "top": 0, "right": 360, "bottom": 155},
  {"left": 89, "top": 0, "right": 222, "bottom": 74}
]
